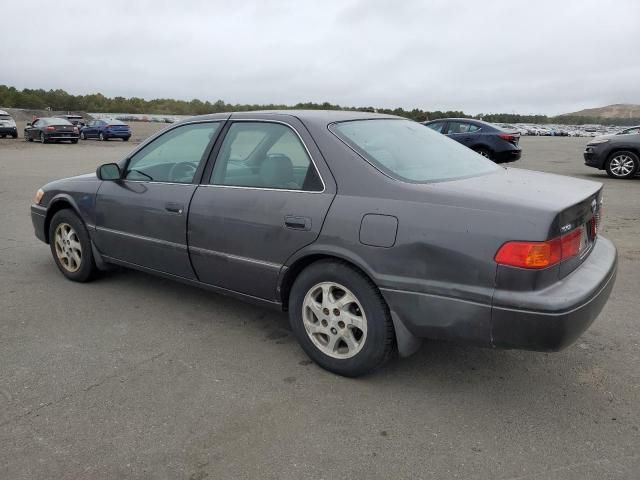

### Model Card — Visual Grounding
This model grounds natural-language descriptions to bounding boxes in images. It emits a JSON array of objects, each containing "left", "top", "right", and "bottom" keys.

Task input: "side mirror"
[
  {"left": 96, "top": 163, "right": 121, "bottom": 181},
  {"left": 26, "top": 122, "right": 32, "bottom": 127}
]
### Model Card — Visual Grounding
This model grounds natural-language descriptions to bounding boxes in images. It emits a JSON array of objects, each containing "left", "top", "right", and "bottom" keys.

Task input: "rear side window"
[
  {"left": 211, "top": 122, "right": 323, "bottom": 191},
  {"left": 332, "top": 119, "right": 500, "bottom": 183}
]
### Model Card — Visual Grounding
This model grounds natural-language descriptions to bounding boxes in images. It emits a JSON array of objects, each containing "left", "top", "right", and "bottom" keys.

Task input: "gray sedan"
[{"left": 30, "top": 111, "right": 617, "bottom": 377}]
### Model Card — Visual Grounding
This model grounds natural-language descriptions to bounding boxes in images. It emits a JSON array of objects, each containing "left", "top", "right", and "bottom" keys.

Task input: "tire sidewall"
[
  {"left": 48, "top": 210, "right": 96, "bottom": 282},
  {"left": 288, "top": 261, "right": 393, "bottom": 377},
  {"left": 606, "top": 151, "right": 639, "bottom": 179}
]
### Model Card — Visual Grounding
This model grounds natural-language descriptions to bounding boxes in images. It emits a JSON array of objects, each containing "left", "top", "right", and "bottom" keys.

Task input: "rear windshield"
[
  {"left": 0, "top": 114, "right": 11, "bottom": 119},
  {"left": 44, "top": 118, "right": 72, "bottom": 125},
  {"left": 331, "top": 119, "right": 500, "bottom": 182},
  {"left": 106, "top": 119, "right": 126, "bottom": 125}
]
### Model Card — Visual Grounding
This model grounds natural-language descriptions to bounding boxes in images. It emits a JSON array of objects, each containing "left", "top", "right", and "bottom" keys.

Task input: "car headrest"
[{"left": 260, "top": 154, "right": 296, "bottom": 189}]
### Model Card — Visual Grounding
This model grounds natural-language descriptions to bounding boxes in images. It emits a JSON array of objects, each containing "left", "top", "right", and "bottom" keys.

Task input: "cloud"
[{"left": 1, "top": 0, "right": 639, "bottom": 115}]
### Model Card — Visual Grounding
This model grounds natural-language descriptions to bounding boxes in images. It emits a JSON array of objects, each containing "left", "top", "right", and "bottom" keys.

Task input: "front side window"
[
  {"left": 331, "top": 119, "right": 500, "bottom": 183},
  {"left": 125, "top": 122, "right": 221, "bottom": 183},
  {"left": 211, "top": 122, "right": 323, "bottom": 191},
  {"left": 446, "top": 122, "right": 472, "bottom": 134},
  {"left": 425, "top": 121, "right": 445, "bottom": 133}
]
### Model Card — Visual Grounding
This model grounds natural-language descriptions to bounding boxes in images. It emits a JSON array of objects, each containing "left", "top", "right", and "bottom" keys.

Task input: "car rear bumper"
[
  {"left": 45, "top": 134, "right": 80, "bottom": 140},
  {"left": 491, "top": 236, "right": 617, "bottom": 350},
  {"left": 31, "top": 204, "right": 47, "bottom": 243},
  {"left": 381, "top": 236, "right": 617, "bottom": 352},
  {"left": 0, "top": 126, "right": 17, "bottom": 135},
  {"left": 105, "top": 131, "right": 131, "bottom": 138}
]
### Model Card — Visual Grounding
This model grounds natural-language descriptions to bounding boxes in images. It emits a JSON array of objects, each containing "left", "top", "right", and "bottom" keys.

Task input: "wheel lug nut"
[
  {"left": 338, "top": 321, "right": 345, "bottom": 329},
  {"left": 321, "top": 320, "right": 328, "bottom": 327},
  {"left": 333, "top": 308, "right": 340, "bottom": 316},
  {"left": 330, "top": 328, "right": 337, "bottom": 335},
  {"left": 323, "top": 308, "right": 329, "bottom": 315}
]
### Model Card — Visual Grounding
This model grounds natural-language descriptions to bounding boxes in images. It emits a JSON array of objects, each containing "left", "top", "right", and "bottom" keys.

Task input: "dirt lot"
[{"left": 0, "top": 135, "right": 638, "bottom": 479}]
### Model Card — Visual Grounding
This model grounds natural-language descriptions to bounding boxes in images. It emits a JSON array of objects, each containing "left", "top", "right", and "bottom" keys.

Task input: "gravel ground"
[{"left": 0, "top": 134, "right": 638, "bottom": 479}]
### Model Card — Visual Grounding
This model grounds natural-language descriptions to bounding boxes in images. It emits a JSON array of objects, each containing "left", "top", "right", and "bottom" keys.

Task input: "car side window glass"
[
  {"left": 125, "top": 122, "right": 221, "bottom": 183},
  {"left": 426, "top": 122, "right": 444, "bottom": 133},
  {"left": 467, "top": 124, "right": 481, "bottom": 133},
  {"left": 211, "top": 122, "right": 323, "bottom": 191},
  {"left": 447, "top": 122, "right": 471, "bottom": 134}
]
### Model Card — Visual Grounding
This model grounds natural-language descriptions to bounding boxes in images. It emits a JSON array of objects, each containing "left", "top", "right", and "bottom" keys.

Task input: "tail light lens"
[
  {"left": 495, "top": 227, "right": 584, "bottom": 269},
  {"left": 46, "top": 126, "right": 55, "bottom": 131},
  {"left": 498, "top": 133, "right": 516, "bottom": 142},
  {"left": 73, "top": 127, "right": 79, "bottom": 133}
]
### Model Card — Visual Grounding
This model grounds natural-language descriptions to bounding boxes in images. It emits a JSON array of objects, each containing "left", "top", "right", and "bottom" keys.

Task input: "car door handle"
[
  {"left": 284, "top": 215, "right": 311, "bottom": 231},
  {"left": 165, "top": 202, "right": 184, "bottom": 214}
]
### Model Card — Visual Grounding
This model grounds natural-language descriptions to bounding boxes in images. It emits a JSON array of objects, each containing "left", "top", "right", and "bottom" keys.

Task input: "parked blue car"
[
  {"left": 80, "top": 119, "right": 131, "bottom": 141},
  {"left": 422, "top": 118, "right": 521, "bottom": 163}
]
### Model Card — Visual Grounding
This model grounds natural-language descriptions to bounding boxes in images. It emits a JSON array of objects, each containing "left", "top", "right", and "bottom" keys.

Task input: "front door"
[
  {"left": 94, "top": 121, "right": 223, "bottom": 278},
  {"left": 188, "top": 118, "right": 336, "bottom": 300}
]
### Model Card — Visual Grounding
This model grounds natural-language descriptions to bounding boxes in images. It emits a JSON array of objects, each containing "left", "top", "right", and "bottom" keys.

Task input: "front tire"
[
  {"left": 25, "top": 131, "right": 32, "bottom": 142},
  {"left": 288, "top": 260, "right": 395, "bottom": 377},
  {"left": 39, "top": 132, "right": 47, "bottom": 144},
  {"left": 48, "top": 210, "right": 98, "bottom": 282},
  {"left": 99, "top": 132, "right": 106, "bottom": 141},
  {"left": 80, "top": 132, "right": 86, "bottom": 140},
  {"left": 606, "top": 151, "right": 638, "bottom": 179}
]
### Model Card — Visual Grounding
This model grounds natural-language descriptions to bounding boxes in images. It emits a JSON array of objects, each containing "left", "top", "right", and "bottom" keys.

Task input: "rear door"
[
  {"left": 188, "top": 114, "right": 336, "bottom": 300},
  {"left": 94, "top": 120, "right": 224, "bottom": 278}
]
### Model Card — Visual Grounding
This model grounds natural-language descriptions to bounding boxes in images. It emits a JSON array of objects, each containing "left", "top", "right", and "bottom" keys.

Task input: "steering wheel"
[{"left": 168, "top": 162, "right": 197, "bottom": 183}]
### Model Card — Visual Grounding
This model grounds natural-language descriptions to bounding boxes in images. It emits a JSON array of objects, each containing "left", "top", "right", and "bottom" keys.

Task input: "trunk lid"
[{"left": 428, "top": 167, "right": 603, "bottom": 277}]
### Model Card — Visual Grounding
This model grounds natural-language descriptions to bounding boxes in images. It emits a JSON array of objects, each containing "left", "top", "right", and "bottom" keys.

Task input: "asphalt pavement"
[{"left": 0, "top": 134, "right": 638, "bottom": 479}]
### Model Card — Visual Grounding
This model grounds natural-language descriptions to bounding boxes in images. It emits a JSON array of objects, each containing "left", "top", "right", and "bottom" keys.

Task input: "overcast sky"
[{"left": 2, "top": 0, "right": 639, "bottom": 115}]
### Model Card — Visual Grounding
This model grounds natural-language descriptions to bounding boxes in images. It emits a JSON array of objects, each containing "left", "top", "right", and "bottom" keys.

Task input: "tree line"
[{"left": 1, "top": 85, "right": 638, "bottom": 125}]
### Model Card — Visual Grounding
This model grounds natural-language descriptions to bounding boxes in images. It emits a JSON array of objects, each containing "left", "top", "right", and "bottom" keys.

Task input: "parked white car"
[{"left": 0, "top": 110, "right": 18, "bottom": 139}]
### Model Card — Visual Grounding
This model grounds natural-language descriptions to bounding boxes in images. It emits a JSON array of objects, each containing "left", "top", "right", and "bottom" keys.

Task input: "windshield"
[{"left": 331, "top": 119, "right": 500, "bottom": 182}]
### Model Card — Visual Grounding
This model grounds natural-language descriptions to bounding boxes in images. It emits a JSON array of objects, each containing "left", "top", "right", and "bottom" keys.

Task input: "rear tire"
[
  {"left": 99, "top": 132, "right": 106, "bottom": 141},
  {"left": 288, "top": 260, "right": 395, "bottom": 377},
  {"left": 80, "top": 132, "right": 86, "bottom": 140},
  {"left": 40, "top": 132, "right": 47, "bottom": 144},
  {"left": 606, "top": 151, "right": 638, "bottom": 179},
  {"left": 123, "top": 137, "right": 130, "bottom": 142},
  {"left": 474, "top": 147, "right": 493, "bottom": 160},
  {"left": 48, "top": 209, "right": 98, "bottom": 282},
  {"left": 71, "top": 139, "right": 78, "bottom": 144},
  {"left": 11, "top": 133, "right": 17, "bottom": 139},
  {"left": 25, "top": 131, "right": 32, "bottom": 142}
]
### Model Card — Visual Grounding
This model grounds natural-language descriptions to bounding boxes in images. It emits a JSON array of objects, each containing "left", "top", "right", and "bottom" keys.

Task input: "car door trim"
[
  {"left": 189, "top": 246, "right": 281, "bottom": 271},
  {"left": 205, "top": 118, "right": 326, "bottom": 193},
  {"left": 95, "top": 226, "right": 187, "bottom": 251}
]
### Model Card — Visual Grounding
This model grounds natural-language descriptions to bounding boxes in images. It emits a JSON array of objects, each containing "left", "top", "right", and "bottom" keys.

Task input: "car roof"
[
  {"left": 176, "top": 110, "right": 401, "bottom": 128},
  {"left": 0, "top": 109, "right": 10, "bottom": 115}
]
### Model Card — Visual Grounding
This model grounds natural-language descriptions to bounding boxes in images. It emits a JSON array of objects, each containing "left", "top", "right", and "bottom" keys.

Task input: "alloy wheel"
[
  {"left": 302, "top": 282, "right": 368, "bottom": 359},
  {"left": 609, "top": 154, "right": 636, "bottom": 177},
  {"left": 54, "top": 223, "right": 82, "bottom": 273},
  {"left": 40, "top": 132, "right": 45, "bottom": 143}
]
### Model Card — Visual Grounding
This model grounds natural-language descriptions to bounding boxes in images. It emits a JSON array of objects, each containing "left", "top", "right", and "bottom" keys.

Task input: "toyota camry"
[{"left": 30, "top": 111, "right": 617, "bottom": 377}]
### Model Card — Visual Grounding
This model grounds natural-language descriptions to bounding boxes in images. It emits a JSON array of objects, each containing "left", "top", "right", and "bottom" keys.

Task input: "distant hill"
[{"left": 561, "top": 104, "right": 640, "bottom": 119}]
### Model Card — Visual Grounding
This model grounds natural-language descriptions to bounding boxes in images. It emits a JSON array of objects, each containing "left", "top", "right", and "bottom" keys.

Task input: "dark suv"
[{"left": 423, "top": 118, "right": 521, "bottom": 163}]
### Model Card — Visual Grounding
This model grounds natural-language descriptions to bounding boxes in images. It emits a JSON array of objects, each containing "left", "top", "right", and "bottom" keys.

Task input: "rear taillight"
[
  {"left": 495, "top": 227, "right": 584, "bottom": 269},
  {"left": 46, "top": 126, "right": 55, "bottom": 131},
  {"left": 73, "top": 127, "right": 79, "bottom": 133},
  {"left": 498, "top": 133, "right": 516, "bottom": 142}
]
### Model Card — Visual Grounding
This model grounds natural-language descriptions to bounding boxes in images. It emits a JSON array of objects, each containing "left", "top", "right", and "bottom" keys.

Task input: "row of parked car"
[{"left": 0, "top": 111, "right": 131, "bottom": 143}]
